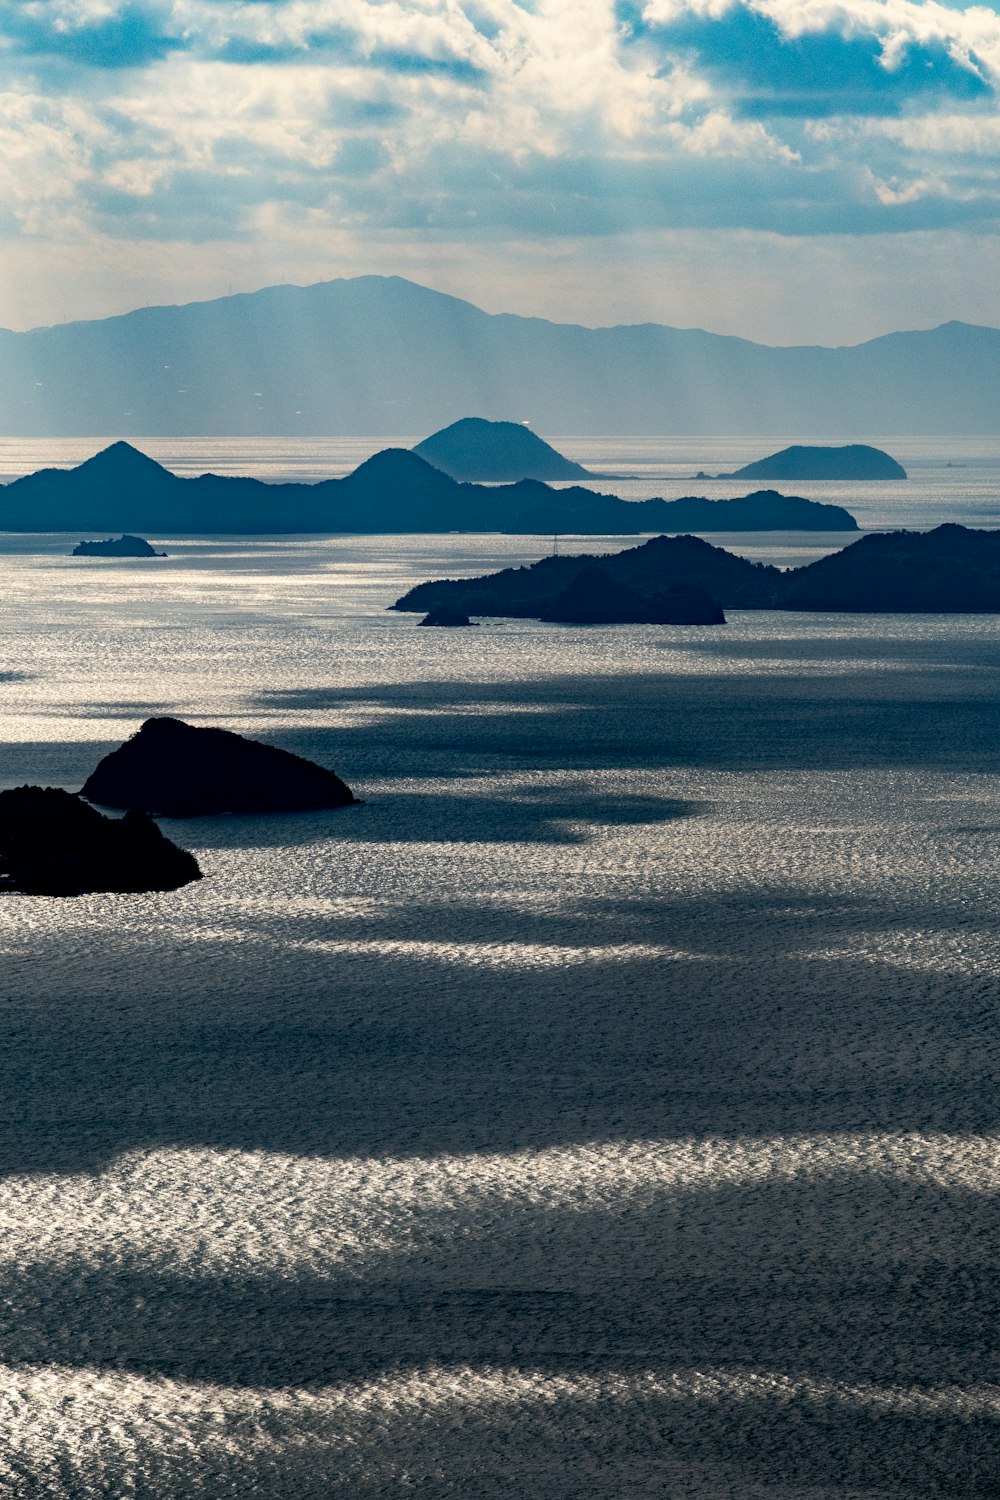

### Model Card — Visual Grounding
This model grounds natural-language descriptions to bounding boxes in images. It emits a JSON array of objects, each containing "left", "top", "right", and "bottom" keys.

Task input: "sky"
[{"left": 0, "top": 0, "right": 999, "bottom": 343}]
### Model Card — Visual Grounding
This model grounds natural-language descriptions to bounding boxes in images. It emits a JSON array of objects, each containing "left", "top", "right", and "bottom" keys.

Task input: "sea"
[{"left": 0, "top": 437, "right": 996, "bottom": 1496}]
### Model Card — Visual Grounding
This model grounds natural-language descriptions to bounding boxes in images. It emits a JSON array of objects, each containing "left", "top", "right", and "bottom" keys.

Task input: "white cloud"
[{"left": 0, "top": 1, "right": 998, "bottom": 333}]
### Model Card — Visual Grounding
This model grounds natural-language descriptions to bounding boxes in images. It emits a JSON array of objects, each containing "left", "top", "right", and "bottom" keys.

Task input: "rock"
[
  {"left": 413, "top": 418, "right": 591, "bottom": 482},
  {"left": 0, "top": 785, "right": 201, "bottom": 896},
  {"left": 418, "top": 607, "right": 476, "bottom": 627},
  {"left": 722, "top": 444, "right": 906, "bottom": 481},
  {"left": 81, "top": 717, "right": 357, "bottom": 816},
  {"left": 73, "top": 534, "right": 167, "bottom": 557}
]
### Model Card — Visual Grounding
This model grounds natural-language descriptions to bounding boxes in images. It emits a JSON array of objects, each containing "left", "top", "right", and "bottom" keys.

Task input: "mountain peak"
[
  {"left": 413, "top": 417, "right": 591, "bottom": 482},
  {"left": 346, "top": 447, "right": 455, "bottom": 485},
  {"left": 77, "top": 442, "right": 172, "bottom": 478}
]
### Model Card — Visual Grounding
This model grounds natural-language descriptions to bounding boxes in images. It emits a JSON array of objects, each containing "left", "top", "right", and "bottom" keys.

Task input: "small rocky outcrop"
[
  {"left": 418, "top": 607, "right": 476, "bottom": 627},
  {"left": 73, "top": 535, "right": 167, "bottom": 557},
  {"left": 0, "top": 786, "right": 201, "bottom": 896},
  {"left": 81, "top": 717, "right": 357, "bottom": 816}
]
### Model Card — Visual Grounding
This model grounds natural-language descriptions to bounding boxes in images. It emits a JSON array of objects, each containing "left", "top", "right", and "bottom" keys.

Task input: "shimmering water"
[{"left": 0, "top": 482, "right": 998, "bottom": 1492}]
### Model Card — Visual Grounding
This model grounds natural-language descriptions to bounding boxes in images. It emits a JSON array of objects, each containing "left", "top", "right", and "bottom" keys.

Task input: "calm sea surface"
[{"left": 0, "top": 440, "right": 997, "bottom": 1495}]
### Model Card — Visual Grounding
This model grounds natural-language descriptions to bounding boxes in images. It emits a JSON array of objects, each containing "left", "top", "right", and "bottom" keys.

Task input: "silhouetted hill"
[
  {"left": 1, "top": 277, "right": 998, "bottom": 435},
  {"left": 0, "top": 442, "right": 857, "bottom": 534},
  {"left": 72, "top": 533, "right": 165, "bottom": 556},
  {"left": 722, "top": 445, "right": 906, "bottom": 481},
  {"left": 393, "top": 533, "right": 781, "bottom": 618},
  {"left": 413, "top": 418, "right": 590, "bottom": 481},
  {"left": 780, "top": 524, "right": 1000, "bottom": 612},
  {"left": 395, "top": 523, "right": 1000, "bottom": 620},
  {"left": 82, "top": 717, "right": 357, "bottom": 817},
  {"left": 0, "top": 786, "right": 200, "bottom": 896}
]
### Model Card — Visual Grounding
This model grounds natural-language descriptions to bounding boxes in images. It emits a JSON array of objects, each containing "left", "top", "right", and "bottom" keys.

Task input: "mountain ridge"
[{"left": 1, "top": 276, "right": 998, "bottom": 436}]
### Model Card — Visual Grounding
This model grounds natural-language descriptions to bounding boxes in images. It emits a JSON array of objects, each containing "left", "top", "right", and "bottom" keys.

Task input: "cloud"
[
  {"left": 0, "top": 0, "right": 999, "bottom": 335},
  {"left": 621, "top": 0, "right": 995, "bottom": 116},
  {"left": 0, "top": 2, "right": 181, "bottom": 70}
]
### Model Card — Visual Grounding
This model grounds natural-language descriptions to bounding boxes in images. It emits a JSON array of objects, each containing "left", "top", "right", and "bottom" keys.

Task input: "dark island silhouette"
[
  {"left": 413, "top": 418, "right": 591, "bottom": 482},
  {"left": 537, "top": 565, "right": 724, "bottom": 625},
  {"left": 418, "top": 607, "right": 476, "bottom": 627},
  {"left": 779, "top": 523, "right": 1000, "bottom": 611},
  {"left": 0, "top": 786, "right": 200, "bottom": 896},
  {"left": 81, "top": 716, "right": 357, "bottom": 817},
  {"left": 394, "top": 534, "right": 778, "bottom": 621},
  {"left": 0, "top": 442, "right": 858, "bottom": 536},
  {"left": 72, "top": 534, "right": 166, "bottom": 557},
  {"left": 713, "top": 444, "right": 907, "bottom": 481},
  {"left": 394, "top": 523, "right": 1000, "bottom": 620}
]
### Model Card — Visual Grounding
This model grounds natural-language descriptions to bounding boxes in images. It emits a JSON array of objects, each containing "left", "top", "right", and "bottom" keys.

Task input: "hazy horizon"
[{"left": 6, "top": 271, "right": 1000, "bottom": 347}]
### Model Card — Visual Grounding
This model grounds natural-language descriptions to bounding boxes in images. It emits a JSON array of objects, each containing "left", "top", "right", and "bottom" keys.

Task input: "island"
[
  {"left": 413, "top": 418, "right": 591, "bottom": 482},
  {"left": 714, "top": 444, "right": 906, "bottom": 481},
  {"left": 395, "top": 523, "right": 1000, "bottom": 620},
  {"left": 72, "top": 534, "right": 167, "bottom": 557},
  {"left": 81, "top": 716, "right": 358, "bottom": 816},
  {"left": 0, "top": 441, "right": 859, "bottom": 536},
  {"left": 779, "top": 522, "right": 1000, "bottom": 611},
  {"left": 393, "top": 533, "right": 780, "bottom": 621},
  {"left": 0, "top": 785, "right": 201, "bottom": 896}
]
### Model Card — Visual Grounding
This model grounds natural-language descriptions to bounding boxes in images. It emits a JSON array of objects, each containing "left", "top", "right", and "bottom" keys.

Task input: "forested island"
[
  {"left": 711, "top": 444, "right": 907, "bottom": 481},
  {"left": 393, "top": 523, "right": 1000, "bottom": 621},
  {"left": 72, "top": 534, "right": 166, "bottom": 556}
]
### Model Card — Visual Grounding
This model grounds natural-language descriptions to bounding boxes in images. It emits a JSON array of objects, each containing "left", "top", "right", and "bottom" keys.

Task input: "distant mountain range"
[
  {"left": 1, "top": 276, "right": 998, "bottom": 437},
  {"left": 0, "top": 441, "right": 857, "bottom": 535}
]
